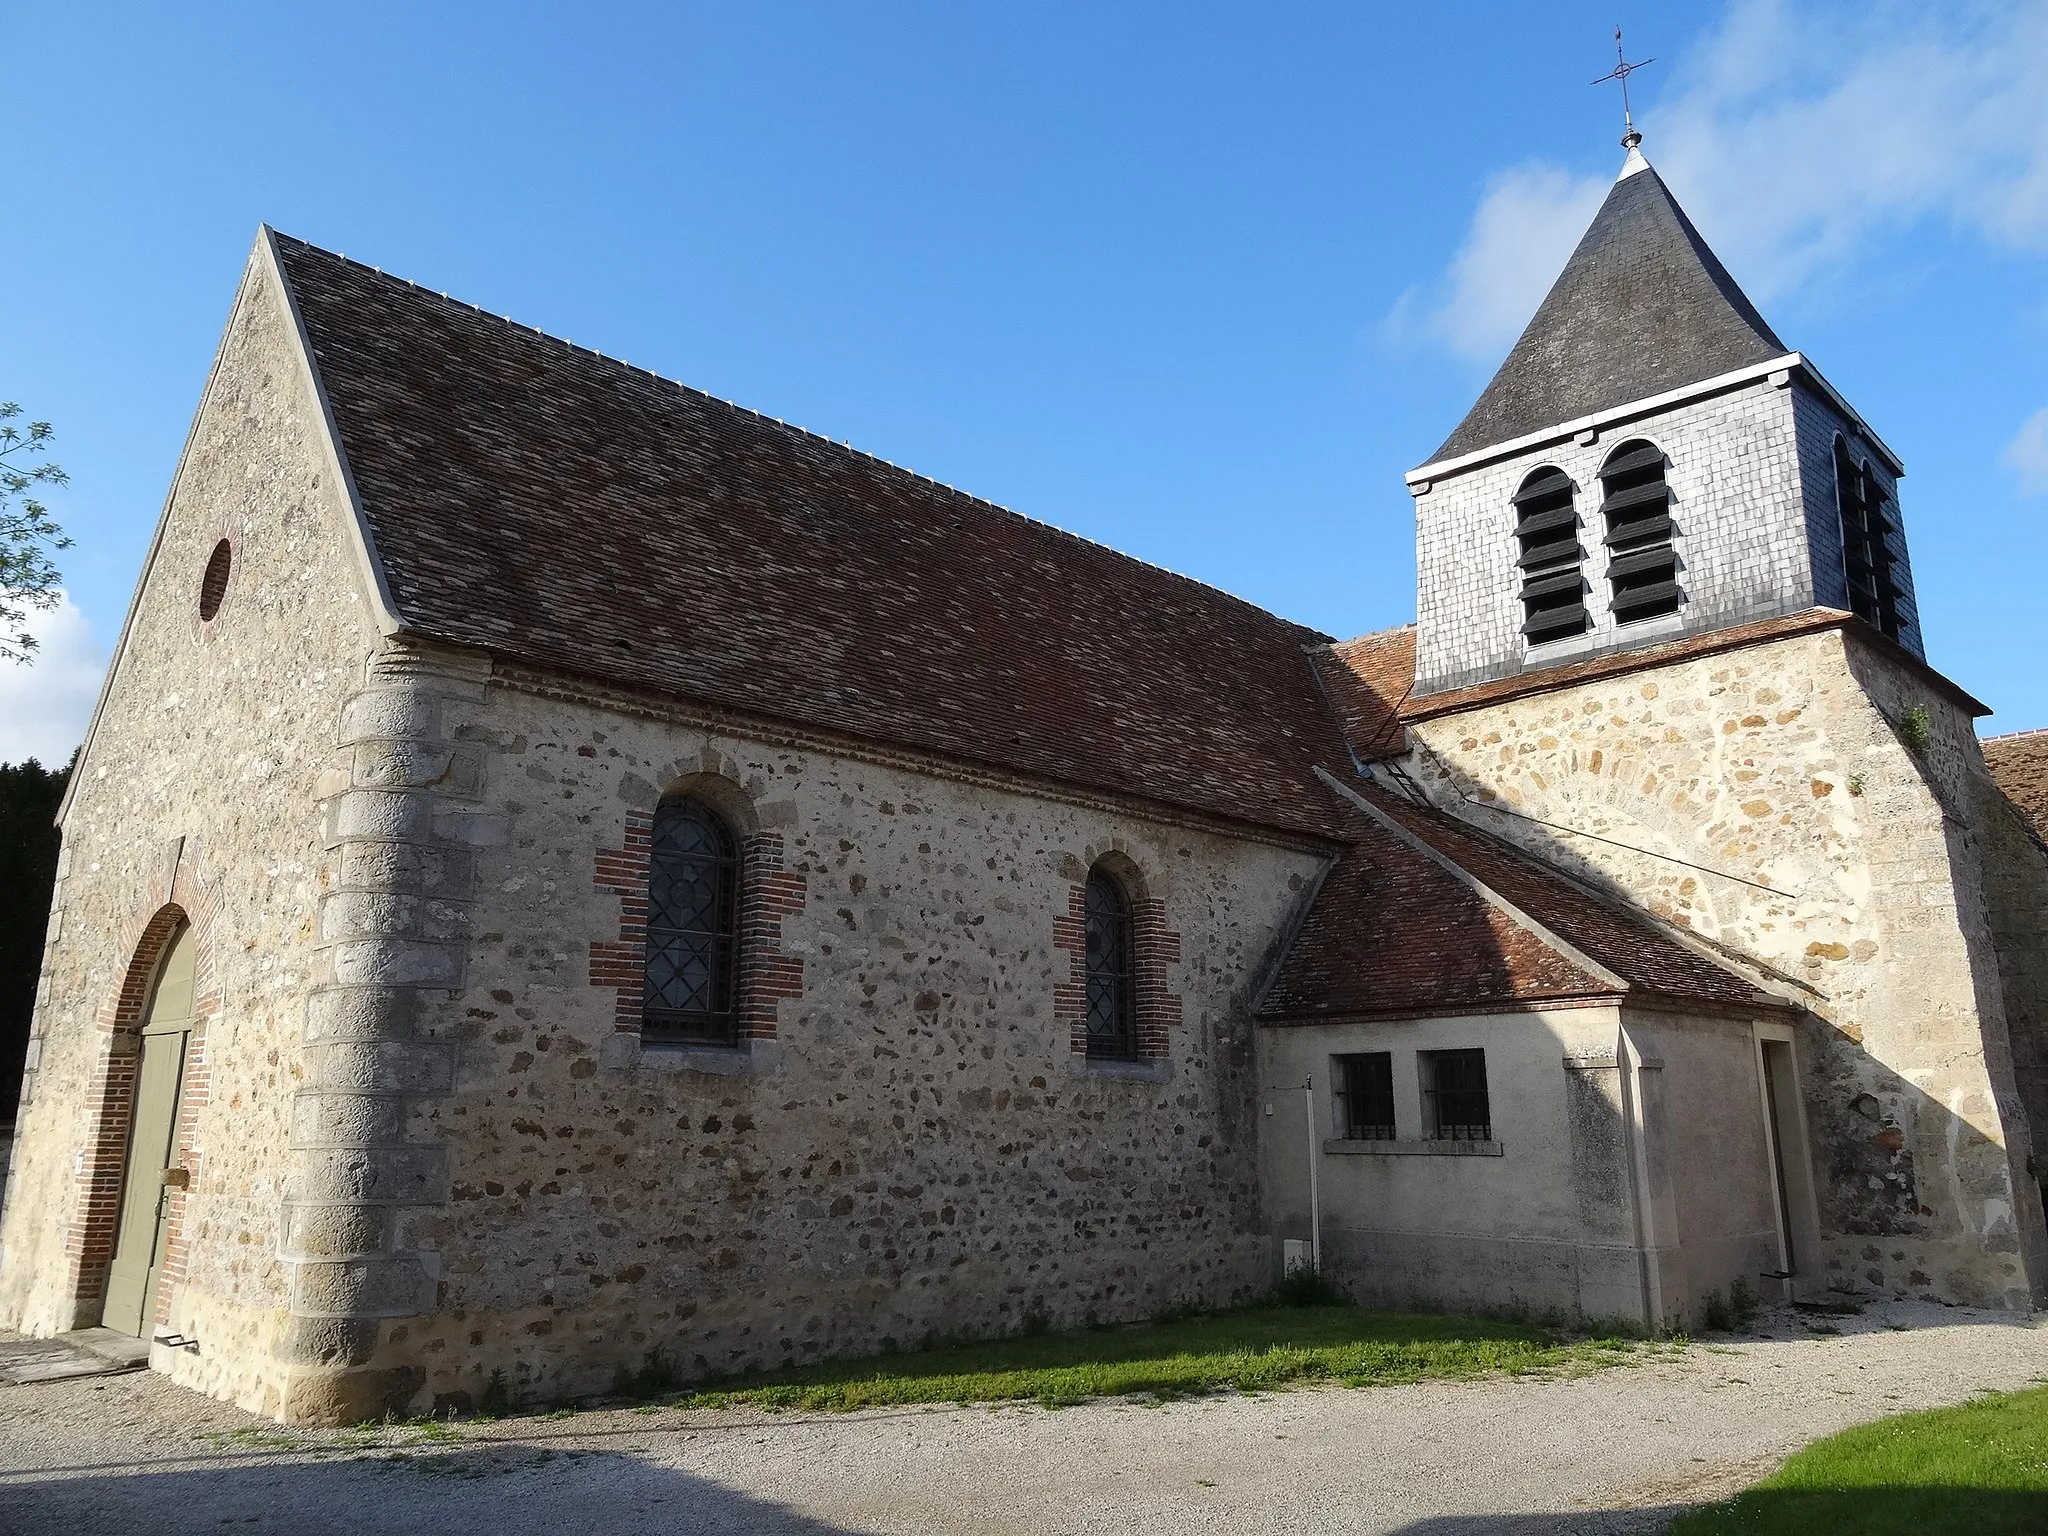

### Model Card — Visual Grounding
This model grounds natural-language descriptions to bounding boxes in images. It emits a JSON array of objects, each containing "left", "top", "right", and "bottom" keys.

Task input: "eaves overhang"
[{"left": 1405, "top": 352, "right": 1905, "bottom": 491}]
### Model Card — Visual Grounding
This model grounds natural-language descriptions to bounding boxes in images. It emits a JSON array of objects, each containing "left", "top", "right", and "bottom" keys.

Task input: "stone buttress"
[{"left": 280, "top": 638, "right": 488, "bottom": 1422}]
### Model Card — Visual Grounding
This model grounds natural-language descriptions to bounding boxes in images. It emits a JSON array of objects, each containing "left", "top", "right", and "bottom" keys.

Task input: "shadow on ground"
[
  {"left": 0, "top": 1446, "right": 862, "bottom": 1536},
  {"left": 1392, "top": 1487, "right": 2048, "bottom": 1534}
]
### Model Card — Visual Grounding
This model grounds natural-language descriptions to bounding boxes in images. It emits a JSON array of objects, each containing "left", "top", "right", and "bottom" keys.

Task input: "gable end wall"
[{"left": 0, "top": 247, "right": 391, "bottom": 1418}]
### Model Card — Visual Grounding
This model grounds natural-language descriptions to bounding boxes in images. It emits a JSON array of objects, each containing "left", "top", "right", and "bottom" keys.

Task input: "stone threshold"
[{"left": 0, "top": 1326, "right": 153, "bottom": 1384}]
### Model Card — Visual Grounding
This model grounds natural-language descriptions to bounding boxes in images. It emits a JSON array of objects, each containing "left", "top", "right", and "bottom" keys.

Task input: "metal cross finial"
[{"left": 1591, "top": 25, "right": 1654, "bottom": 150}]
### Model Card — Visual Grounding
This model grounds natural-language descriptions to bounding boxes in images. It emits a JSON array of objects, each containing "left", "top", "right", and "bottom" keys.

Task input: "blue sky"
[{"left": 5, "top": 1, "right": 2048, "bottom": 763}]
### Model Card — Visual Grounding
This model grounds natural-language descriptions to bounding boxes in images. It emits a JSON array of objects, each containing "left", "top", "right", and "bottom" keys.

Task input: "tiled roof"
[
  {"left": 271, "top": 235, "right": 1352, "bottom": 840},
  {"left": 1259, "top": 778, "right": 1781, "bottom": 1021},
  {"left": 1432, "top": 158, "right": 1787, "bottom": 463},
  {"left": 1258, "top": 802, "right": 1613, "bottom": 1021},
  {"left": 1310, "top": 627, "right": 1416, "bottom": 763},
  {"left": 1985, "top": 729, "right": 2048, "bottom": 841}
]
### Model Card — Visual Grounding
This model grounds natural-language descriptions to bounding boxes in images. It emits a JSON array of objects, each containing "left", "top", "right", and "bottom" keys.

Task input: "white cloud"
[
  {"left": 1651, "top": 0, "right": 2048, "bottom": 299},
  {"left": 2007, "top": 406, "right": 2048, "bottom": 496},
  {"left": 0, "top": 593, "right": 107, "bottom": 768},
  {"left": 1401, "top": 165, "right": 1608, "bottom": 362},
  {"left": 1404, "top": 0, "right": 2048, "bottom": 362}
]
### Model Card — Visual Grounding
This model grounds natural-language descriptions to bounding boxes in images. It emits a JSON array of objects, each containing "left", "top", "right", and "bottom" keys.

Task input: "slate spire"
[{"left": 1431, "top": 148, "right": 1789, "bottom": 463}]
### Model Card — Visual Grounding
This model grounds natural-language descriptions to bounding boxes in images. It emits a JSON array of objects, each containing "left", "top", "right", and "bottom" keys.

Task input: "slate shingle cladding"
[{"left": 1433, "top": 163, "right": 1787, "bottom": 463}]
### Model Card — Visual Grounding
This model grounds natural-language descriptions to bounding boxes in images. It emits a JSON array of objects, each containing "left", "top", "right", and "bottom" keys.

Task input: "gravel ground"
[{"left": 0, "top": 1300, "right": 2042, "bottom": 1535}]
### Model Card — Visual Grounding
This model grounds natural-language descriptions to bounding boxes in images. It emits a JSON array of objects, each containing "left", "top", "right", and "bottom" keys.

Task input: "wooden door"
[{"left": 102, "top": 925, "right": 195, "bottom": 1337}]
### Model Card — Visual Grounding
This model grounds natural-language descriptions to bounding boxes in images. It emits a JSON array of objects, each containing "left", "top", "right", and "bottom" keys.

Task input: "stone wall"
[
  {"left": 1399, "top": 625, "right": 2048, "bottom": 1307},
  {"left": 0, "top": 243, "right": 387, "bottom": 1420},
  {"left": 336, "top": 672, "right": 1326, "bottom": 1412},
  {"left": 1969, "top": 770, "right": 2048, "bottom": 1222}
]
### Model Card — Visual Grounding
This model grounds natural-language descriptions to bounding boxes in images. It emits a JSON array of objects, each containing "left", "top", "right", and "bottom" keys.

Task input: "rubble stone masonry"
[
  {"left": 0, "top": 247, "right": 387, "bottom": 1417},
  {"left": 1400, "top": 626, "right": 2048, "bottom": 1307},
  {"left": 370, "top": 669, "right": 1323, "bottom": 1412}
]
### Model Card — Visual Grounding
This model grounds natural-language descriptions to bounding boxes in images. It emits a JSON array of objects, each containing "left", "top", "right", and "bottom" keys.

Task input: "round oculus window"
[{"left": 198, "top": 539, "right": 232, "bottom": 621}]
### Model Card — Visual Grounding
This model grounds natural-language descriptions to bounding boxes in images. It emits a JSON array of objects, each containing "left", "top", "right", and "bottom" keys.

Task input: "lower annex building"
[{"left": 5, "top": 139, "right": 2048, "bottom": 1423}]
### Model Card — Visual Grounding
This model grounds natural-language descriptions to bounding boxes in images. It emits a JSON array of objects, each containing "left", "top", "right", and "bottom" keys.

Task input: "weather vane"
[{"left": 1592, "top": 25, "right": 1654, "bottom": 151}]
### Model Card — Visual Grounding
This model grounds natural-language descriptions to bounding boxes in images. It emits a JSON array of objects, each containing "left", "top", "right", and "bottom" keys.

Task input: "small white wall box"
[{"left": 1283, "top": 1239, "right": 1311, "bottom": 1275}]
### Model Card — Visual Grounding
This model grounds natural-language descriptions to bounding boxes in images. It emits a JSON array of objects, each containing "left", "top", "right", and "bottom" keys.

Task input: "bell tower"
[{"left": 1405, "top": 137, "right": 1921, "bottom": 696}]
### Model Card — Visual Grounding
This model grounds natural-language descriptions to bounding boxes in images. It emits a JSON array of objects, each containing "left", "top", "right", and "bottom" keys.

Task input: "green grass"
[
  {"left": 641, "top": 1303, "right": 1648, "bottom": 1413},
  {"left": 1671, "top": 1385, "right": 2048, "bottom": 1535}
]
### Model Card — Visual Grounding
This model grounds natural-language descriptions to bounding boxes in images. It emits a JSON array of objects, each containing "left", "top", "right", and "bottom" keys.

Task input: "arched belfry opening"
[{"left": 1513, "top": 467, "right": 1588, "bottom": 644}]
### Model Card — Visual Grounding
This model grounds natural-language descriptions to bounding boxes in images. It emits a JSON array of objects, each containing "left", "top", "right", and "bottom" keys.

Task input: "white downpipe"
[{"left": 1303, "top": 1077, "right": 1323, "bottom": 1273}]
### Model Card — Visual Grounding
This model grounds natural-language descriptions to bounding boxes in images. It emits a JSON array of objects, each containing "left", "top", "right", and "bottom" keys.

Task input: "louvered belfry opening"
[
  {"left": 1513, "top": 466, "right": 1589, "bottom": 644},
  {"left": 1600, "top": 439, "right": 1682, "bottom": 624},
  {"left": 1835, "top": 439, "right": 1904, "bottom": 641}
]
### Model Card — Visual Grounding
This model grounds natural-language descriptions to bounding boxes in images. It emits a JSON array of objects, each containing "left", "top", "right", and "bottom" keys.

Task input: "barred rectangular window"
[
  {"left": 1420, "top": 1048, "right": 1491, "bottom": 1142},
  {"left": 1332, "top": 1052, "right": 1397, "bottom": 1141}
]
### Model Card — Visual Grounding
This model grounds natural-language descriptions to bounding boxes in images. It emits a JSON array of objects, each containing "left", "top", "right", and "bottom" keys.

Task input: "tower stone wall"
[{"left": 1397, "top": 625, "right": 2048, "bottom": 1307}]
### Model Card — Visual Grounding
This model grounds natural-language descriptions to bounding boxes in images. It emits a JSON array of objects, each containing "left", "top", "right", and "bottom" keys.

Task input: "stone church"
[{"left": 7, "top": 136, "right": 2048, "bottom": 1425}]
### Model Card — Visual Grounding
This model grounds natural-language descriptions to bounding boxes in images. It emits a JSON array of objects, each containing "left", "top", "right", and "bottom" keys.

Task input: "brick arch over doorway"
[{"left": 66, "top": 863, "right": 220, "bottom": 1329}]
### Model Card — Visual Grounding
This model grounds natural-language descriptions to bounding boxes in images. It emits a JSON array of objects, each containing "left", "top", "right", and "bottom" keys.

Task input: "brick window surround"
[
  {"left": 1054, "top": 860, "right": 1182, "bottom": 1059},
  {"left": 592, "top": 798, "right": 807, "bottom": 1044},
  {"left": 69, "top": 856, "right": 219, "bottom": 1328}
]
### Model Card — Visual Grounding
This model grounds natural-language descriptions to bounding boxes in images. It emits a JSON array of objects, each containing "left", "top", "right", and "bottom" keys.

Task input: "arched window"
[
  {"left": 1600, "top": 440, "right": 1682, "bottom": 623},
  {"left": 1835, "top": 437, "right": 1903, "bottom": 641},
  {"left": 1512, "top": 467, "right": 1589, "bottom": 644},
  {"left": 1083, "top": 866, "right": 1136, "bottom": 1060},
  {"left": 644, "top": 795, "right": 740, "bottom": 1046}
]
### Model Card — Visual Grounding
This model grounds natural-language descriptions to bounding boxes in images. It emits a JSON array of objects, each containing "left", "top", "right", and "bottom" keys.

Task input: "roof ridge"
[
  {"left": 268, "top": 231, "right": 1328, "bottom": 638},
  {"left": 1326, "top": 622, "right": 1417, "bottom": 650},
  {"left": 1981, "top": 726, "right": 2048, "bottom": 742}
]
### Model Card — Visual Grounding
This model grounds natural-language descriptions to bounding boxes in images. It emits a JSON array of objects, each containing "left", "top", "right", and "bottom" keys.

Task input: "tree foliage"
[
  {"left": 0, "top": 402, "right": 73, "bottom": 664},
  {"left": 0, "top": 756, "right": 70, "bottom": 1125}
]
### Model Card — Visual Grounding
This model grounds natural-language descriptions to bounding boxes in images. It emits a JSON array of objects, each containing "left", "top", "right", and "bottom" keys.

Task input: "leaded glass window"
[
  {"left": 643, "top": 797, "right": 739, "bottom": 1046},
  {"left": 1083, "top": 868, "right": 1136, "bottom": 1059}
]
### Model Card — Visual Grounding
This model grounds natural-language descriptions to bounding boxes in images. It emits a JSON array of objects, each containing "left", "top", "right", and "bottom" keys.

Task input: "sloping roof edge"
[
  {"left": 1313, "top": 766, "right": 1631, "bottom": 990},
  {"left": 1288, "top": 767, "right": 1797, "bottom": 1019},
  {"left": 58, "top": 232, "right": 358, "bottom": 825},
  {"left": 260, "top": 226, "right": 404, "bottom": 639}
]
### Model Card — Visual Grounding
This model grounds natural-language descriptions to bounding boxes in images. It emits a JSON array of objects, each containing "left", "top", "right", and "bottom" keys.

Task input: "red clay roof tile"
[
  {"left": 1985, "top": 729, "right": 2048, "bottom": 841},
  {"left": 1260, "top": 779, "right": 1781, "bottom": 1021},
  {"left": 272, "top": 236, "right": 1352, "bottom": 839}
]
